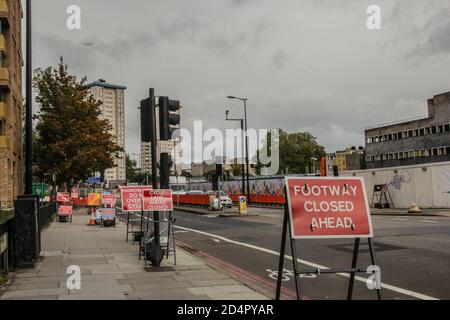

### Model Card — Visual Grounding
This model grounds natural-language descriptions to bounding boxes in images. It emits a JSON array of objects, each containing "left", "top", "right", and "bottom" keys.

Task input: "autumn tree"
[
  {"left": 255, "top": 130, "right": 326, "bottom": 175},
  {"left": 33, "top": 58, "right": 122, "bottom": 191}
]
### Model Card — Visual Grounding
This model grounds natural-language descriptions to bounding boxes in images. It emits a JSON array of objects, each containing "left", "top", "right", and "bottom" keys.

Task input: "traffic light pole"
[{"left": 149, "top": 89, "right": 163, "bottom": 267}]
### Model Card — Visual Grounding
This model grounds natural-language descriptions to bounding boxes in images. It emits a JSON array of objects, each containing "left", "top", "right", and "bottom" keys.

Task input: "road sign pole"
[
  {"left": 289, "top": 222, "right": 302, "bottom": 300},
  {"left": 276, "top": 190, "right": 289, "bottom": 300}
]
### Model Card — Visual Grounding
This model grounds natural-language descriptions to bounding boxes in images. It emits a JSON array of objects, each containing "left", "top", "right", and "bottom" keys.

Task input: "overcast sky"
[{"left": 29, "top": 0, "right": 450, "bottom": 161}]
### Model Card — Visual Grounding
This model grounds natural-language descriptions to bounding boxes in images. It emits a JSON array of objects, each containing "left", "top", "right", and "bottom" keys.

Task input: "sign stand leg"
[
  {"left": 368, "top": 238, "right": 382, "bottom": 300},
  {"left": 289, "top": 228, "right": 302, "bottom": 300},
  {"left": 126, "top": 212, "right": 130, "bottom": 242},
  {"left": 275, "top": 203, "right": 289, "bottom": 300},
  {"left": 347, "top": 238, "right": 360, "bottom": 300},
  {"left": 140, "top": 209, "right": 144, "bottom": 235}
]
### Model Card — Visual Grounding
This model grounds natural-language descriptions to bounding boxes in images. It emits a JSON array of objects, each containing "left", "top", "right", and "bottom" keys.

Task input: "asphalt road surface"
[{"left": 167, "top": 209, "right": 450, "bottom": 300}]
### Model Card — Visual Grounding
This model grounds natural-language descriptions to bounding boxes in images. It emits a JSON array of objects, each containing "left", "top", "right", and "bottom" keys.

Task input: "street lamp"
[
  {"left": 225, "top": 110, "right": 245, "bottom": 197},
  {"left": 310, "top": 157, "right": 318, "bottom": 175},
  {"left": 227, "top": 96, "right": 250, "bottom": 202},
  {"left": 25, "top": 0, "right": 33, "bottom": 194}
]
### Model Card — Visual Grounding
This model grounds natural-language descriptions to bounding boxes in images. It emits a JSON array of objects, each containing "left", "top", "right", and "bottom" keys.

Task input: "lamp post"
[
  {"left": 227, "top": 96, "right": 250, "bottom": 202},
  {"left": 25, "top": 0, "right": 33, "bottom": 194},
  {"left": 225, "top": 110, "right": 245, "bottom": 197}
]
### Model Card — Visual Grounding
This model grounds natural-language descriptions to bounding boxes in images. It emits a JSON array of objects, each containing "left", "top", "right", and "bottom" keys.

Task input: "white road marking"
[
  {"left": 419, "top": 220, "right": 437, "bottom": 224},
  {"left": 174, "top": 225, "right": 439, "bottom": 300},
  {"left": 392, "top": 218, "right": 408, "bottom": 222}
]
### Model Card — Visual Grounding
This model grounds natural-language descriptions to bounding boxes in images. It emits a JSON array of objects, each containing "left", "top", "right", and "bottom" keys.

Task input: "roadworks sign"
[{"left": 285, "top": 177, "right": 373, "bottom": 239}]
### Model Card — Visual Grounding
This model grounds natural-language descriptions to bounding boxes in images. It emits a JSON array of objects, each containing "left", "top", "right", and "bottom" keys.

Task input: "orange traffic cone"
[{"left": 87, "top": 208, "right": 96, "bottom": 226}]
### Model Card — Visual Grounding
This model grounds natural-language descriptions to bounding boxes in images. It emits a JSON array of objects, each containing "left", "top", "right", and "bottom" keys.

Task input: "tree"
[
  {"left": 255, "top": 129, "right": 326, "bottom": 175},
  {"left": 125, "top": 155, "right": 137, "bottom": 182},
  {"left": 33, "top": 58, "right": 123, "bottom": 191}
]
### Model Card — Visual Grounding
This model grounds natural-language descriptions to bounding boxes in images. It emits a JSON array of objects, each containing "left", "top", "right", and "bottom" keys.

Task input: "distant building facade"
[
  {"left": 0, "top": 0, "right": 23, "bottom": 209},
  {"left": 327, "top": 146, "right": 365, "bottom": 173},
  {"left": 365, "top": 91, "right": 450, "bottom": 169},
  {"left": 86, "top": 79, "right": 127, "bottom": 184}
]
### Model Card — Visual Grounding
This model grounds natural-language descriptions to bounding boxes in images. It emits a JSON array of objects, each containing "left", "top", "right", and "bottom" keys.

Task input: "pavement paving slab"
[{"left": 0, "top": 208, "right": 269, "bottom": 301}]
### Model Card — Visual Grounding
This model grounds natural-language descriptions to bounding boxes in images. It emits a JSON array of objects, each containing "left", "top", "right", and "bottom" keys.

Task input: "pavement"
[
  {"left": 0, "top": 209, "right": 268, "bottom": 300},
  {"left": 174, "top": 205, "right": 450, "bottom": 217}
]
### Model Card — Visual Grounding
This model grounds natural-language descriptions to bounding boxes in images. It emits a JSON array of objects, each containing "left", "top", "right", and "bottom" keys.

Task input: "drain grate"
[{"left": 143, "top": 266, "right": 175, "bottom": 273}]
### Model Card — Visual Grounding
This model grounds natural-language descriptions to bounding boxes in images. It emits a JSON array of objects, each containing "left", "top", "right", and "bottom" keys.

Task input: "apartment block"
[{"left": 86, "top": 79, "right": 127, "bottom": 184}]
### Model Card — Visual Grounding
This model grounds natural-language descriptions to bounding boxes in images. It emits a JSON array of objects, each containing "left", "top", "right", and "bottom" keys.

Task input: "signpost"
[
  {"left": 58, "top": 205, "right": 73, "bottom": 223},
  {"left": 276, "top": 176, "right": 381, "bottom": 300},
  {"left": 101, "top": 193, "right": 116, "bottom": 207},
  {"left": 32, "top": 182, "right": 46, "bottom": 200},
  {"left": 142, "top": 189, "right": 173, "bottom": 212},
  {"left": 120, "top": 186, "right": 153, "bottom": 241}
]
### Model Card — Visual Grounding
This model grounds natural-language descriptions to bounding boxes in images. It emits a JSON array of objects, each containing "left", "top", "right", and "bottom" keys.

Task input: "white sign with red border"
[
  {"left": 120, "top": 186, "right": 152, "bottom": 212},
  {"left": 142, "top": 189, "right": 173, "bottom": 212},
  {"left": 285, "top": 176, "right": 373, "bottom": 239}
]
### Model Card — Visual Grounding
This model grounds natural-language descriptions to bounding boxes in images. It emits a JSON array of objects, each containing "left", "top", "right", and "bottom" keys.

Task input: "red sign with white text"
[
  {"left": 285, "top": 177, "right": 373, "bottom": 239},
  {"left": 101, "top": 193, "right": 116, "bottom": 206},
  {"left": 120, "top": 186, "right": 153, "bottom": 212},
  {"left": 58, "top": 205, "right": 73, "bottom": 216},
  {"left": 57, "top": 192, "right": 70, "bottom": 203},
  {"left": 142, "top": 189, "right": 173, "bottom": 212}
]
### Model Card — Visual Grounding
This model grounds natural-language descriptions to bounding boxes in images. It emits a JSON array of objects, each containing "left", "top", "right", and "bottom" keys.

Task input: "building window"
[
  {"left": 425, "top": 127, "right": 431, "bottom": 135},
  {"left": 444, "top": 124, "right": 450, "bottom": 132},
  {"left": 419, "top": 128, "right": 425, "bottom": 136},
  {"left": 408, "top": 130, "right": 413, "bottom": 138},
  {"left": 431, "top": 126, "right": 437, "bottom": 134}
]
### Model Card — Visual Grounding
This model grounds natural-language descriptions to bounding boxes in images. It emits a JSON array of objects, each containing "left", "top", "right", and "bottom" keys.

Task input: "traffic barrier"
[
  {"left": 172, "top": 194, "right": 210, "bottom": 207},
  {"left": 173, "top": 193, "right": 286, "bottom": 207}
]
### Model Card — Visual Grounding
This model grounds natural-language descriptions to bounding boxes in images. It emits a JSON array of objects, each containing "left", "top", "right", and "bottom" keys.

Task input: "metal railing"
[{"left": 38, "top": 202, "right": 57, "bottom": 232}]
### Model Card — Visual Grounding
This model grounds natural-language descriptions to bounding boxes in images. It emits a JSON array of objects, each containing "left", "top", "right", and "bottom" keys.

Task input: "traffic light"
[
  {"left": 140, "top": 89, "right": 155, "bottom": 143},
  {"left": 159, "top": 97, "right": 181, "bottom": 141}
]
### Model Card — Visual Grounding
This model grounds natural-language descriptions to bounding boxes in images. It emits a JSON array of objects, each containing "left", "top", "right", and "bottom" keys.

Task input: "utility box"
[{"left": 238, "top": 196, "right": 247, "bottom": 214}]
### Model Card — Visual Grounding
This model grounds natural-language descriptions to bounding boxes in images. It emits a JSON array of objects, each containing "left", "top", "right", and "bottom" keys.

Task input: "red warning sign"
[
  {"left": 142, "top": 189, "right": 173, "bottom": 212},
  {"left": 285, "top": 177, "right": 373, "bottom": 239},
  {"left": 120, "top": 186, "right": 152, "bottom": 212},
  {"left": 58, "top": 205, "right": 73, "bottom": 216}
]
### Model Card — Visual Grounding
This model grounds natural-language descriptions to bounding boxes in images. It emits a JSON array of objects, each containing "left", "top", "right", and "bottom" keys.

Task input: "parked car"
[{"left": 206, "top": 190, "right": 233, "bottom": 208}]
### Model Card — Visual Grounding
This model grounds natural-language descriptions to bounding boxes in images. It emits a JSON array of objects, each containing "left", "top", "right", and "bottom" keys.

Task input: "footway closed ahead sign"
[{"left": 285, "top": 177, "right": 373, "bottom": 239}]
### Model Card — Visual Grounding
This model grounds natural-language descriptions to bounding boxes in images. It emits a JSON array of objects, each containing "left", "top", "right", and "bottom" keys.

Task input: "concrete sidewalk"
[{"left": 0, "top": 209, "right": 268, "bottom": 300}]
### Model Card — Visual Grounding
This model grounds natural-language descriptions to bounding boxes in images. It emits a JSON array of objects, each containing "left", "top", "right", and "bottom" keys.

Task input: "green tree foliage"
[
  {"left": 256, "top": 129, "right": 326, "bottom": 175},
  {"left": 33, "top": 58, "right": 122, "bottom": 190}
]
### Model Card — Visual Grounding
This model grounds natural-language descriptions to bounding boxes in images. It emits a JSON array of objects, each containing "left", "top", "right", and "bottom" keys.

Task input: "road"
[{"left": 166, "top": 208, "right": 450, "bottom": 300}]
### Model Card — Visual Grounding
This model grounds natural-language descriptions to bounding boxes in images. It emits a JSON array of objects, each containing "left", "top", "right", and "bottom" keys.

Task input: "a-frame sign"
[{"left": 276, "top": 176, "right": 382, "bottom": 300}]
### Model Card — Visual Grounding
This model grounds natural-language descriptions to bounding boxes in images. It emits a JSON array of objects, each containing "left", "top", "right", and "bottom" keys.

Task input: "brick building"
[
  {"left": 365, "top": 91, "right": 450, "bottom": 169},
  {"left": 0, "top": 0, "right": 23, "bottom": 209}
]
